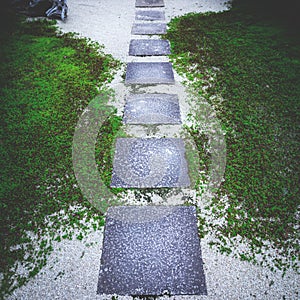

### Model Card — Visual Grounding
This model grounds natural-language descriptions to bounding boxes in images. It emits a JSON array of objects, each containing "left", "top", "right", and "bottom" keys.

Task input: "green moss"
[
  {"left": 0, "top": 17, "right": 120, "bottom": 297},
  {"left": 95, "top": 114, "right": 125, "bottom": 193},
  {"left": 166, "top": 8, "right": 300, "bottom": 272}
]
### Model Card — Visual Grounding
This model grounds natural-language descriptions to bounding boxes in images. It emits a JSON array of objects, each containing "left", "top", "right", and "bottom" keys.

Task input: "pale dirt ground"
[{"left": 57, "top": 0, "right": 230, "bottom": 61}]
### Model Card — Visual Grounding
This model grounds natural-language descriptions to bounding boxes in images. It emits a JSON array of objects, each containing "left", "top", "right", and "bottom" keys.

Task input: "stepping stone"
[
  {"left": 125, "top": 62, "right": 175, "bottom": 85},
  {"left": 97, "top": 206, "right": 207, "bottom": 296},
  {"left": 110, "top": 138, "right": 190, "bottom": 188},
  {"left": 132, "top": 23, "right": 167, "bottom": 35},
  {"left": 135, "top": 0, "right": 164, "bottom": 7},
  {"left": 135, "top": 10, "right": 165, "bottom": 21},
  {"left": 129, "top": 39, "right": 171, "bottom": 56},
  {"left": 123, "top": 94, "right": 181, "bottom": 124}
]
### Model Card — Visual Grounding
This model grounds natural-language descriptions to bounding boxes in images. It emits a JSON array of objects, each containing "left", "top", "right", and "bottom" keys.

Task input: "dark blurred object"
[
  {"left": 46, "top": 0, "right": 68, "bottom": 21},
  {"left": 2, "top": 0, "right": 68, "bottom": 20},
  {"left": 10, "top": 0, "right": 29, "bottom": 11},
  {"left": 0, "top": 0, "right": 21, "bottom": 39},
  {"left": 27, "top": 0, "right": 52, "bottom": 16},
  {"left": 231, "top": 0, "right": 300, "bottom": 30}
]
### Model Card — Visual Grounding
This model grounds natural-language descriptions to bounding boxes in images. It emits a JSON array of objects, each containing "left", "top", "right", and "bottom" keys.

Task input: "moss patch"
[
  {"left": 0, "top": 17, "right": 121, "bottom": 297},
  {"left": 166, "top": 8, "right": 299, "bottom": 272}
]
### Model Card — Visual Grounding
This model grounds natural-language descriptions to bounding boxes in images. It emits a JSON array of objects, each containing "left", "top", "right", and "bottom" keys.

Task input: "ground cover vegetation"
[
  {"left": 166, "top": 0, "right": 299, "bottom": 272},
  {"left": 1, "top": 1, "right": 299, "bottom": 297},
  {"left": 0, "top": 12, "right": 121, "bottom": 297}
]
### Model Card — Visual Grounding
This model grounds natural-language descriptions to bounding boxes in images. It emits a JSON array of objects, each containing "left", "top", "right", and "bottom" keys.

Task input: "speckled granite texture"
[
  {"left": 110, "top": 138, "right": 190, "bottom": 188},
  {"left": 125, "top": 62, "right": 175, "bottom": 85},
  {"left": 132, "top": 23, "right": 167, "bottom": 35},
  {"left": 135, "top": 10, "right": 165, "bottom": 21},
  {"left": 123, "top": 93, "right": 181, "bottom": 124},
  {"left": 135, "top": 0, "right": 164, "bottom": 8},
  {"left": 129, "top": 39, "right": 171, "bottom": 56},
  {"left": 97, "top": 206, "right": 207, "bottom": 296}
]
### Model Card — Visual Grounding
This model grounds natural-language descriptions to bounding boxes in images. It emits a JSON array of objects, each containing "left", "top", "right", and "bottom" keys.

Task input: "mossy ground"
[
  {"left": 0, "top": 16, "right": 121, "bottom": 297},
  {"left": 1, "top": 3, "right": 299, "bottom": 297},
  {"left": 165, "top": 4, "right": 299, "bottom": 272}
]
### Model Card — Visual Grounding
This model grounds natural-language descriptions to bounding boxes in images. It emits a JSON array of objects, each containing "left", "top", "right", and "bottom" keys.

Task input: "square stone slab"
[
  {"left": 136, "top": 0, "right": 164, "bottom": 7},
  {"left": 123, "top": 94, "right": 181, "bottom": 124},
  {"left": 97, "top": 206, "right": 207, "bottom": 296},
  {"left": 132, "top": 23, "right": 167, "bottom": 35},
  {"left": 110, "top": 138, "right": 190, "bottom": 188},
  {"left": 125, "top": 62, "right": 175, "bottom": 85},
  {"left": 135, "top": 10, "right": 165, "bottom": 21},
  {"left": 129, "top": 39, "right": 171, "bottom": 56}
]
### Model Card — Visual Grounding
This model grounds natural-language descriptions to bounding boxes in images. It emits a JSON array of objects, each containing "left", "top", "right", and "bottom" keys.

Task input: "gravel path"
[
  {"left": 57, "top": 0, "right": 230, "bottom": 61},
  {"left": 7, "top": 228, "right": 299, "bottom": 300},
  {"left": 6, "top": 1, "right": 300, "bottom": 299}
]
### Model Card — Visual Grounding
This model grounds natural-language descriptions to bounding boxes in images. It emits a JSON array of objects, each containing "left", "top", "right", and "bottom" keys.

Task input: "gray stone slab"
[
  {"left": 129, "top": 39, "right": 171, "bottom": 56},
  {"left": 125, "top": 62, "right": 175, "bottom": 85},
  {"left": 136, "top": 0, "right": 164, "bottom": 7},
  {"left": 97, "top": 206, "right": 207, "bottom": 296},
  {"left": 132, "top": 23, "right": 167, "bottom": 35},
  {"left": 123, "top": 94, "right": 181, "bottom": 124},
  {"left": 135, "top": 10, "right": 165, "bottom": 21},
  {"left": 110, "top": 138, "right": 190, "bottom": 188}
]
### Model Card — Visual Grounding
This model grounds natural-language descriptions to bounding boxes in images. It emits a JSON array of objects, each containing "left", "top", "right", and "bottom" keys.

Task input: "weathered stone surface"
[
  {"left": 135, "top": 10, "right": 165, "bottom": 21},
  {"left": 123, "top": 93, "right": 181, "bottom": 124},
  {"left": 129, "top": 39, "right": 171, "bottom": 56},
  {"left": 135, "top": 0, "right": 164, "bottom": 7},
  {"left": 110, "top": 138, "right": 190, "bottom": 188},
  {"left": 125, "top": 62, "right": 175, "bottom": 85},
  {"left": 97, "top": 206, "right": 207, "bottom": 296},
  {"left": 132, "top": 23, "right": 167, "bottom": 35}
]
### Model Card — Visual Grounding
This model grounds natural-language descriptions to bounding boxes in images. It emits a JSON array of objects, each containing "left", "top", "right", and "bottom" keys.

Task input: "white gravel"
[
  {"left": 7, "top": 220, "right": 299, "bottom": 300},
  {"left": 5, "top": 1, "right": 300, "bottom": 299},
  {"left": 57, "top": 0, "right": 230, "bottom": 61}
]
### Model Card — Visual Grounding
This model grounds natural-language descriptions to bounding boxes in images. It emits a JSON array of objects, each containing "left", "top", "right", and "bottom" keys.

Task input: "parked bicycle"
[
  {"left": 45, "top": 0, "right": 68, "bottom": 21},
  {"left": 14, "top": 0, "right": 69, "bottom": 21}
]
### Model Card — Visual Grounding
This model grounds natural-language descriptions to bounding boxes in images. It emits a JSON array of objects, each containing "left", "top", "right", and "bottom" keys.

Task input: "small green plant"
[{"left": 95, "top": 114, "right": 125, "bottom": 193}]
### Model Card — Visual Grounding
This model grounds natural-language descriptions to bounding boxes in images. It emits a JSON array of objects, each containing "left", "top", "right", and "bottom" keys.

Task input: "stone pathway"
[
  {"left": 6, "top": 2, "right": 299, "bottom": 300},
  {"left": 97, "top": 206, "right": 207, "bottom": 296},
  {"left": 125, "top": 62, "right": 175, "bottom": 84},
  {"left": 97, "top": 0, "right": 207, "bottom": 297},
  {"left": 129, "top": 39, "right": 171, "bottom": 56},
  {"left": 123, "top": 93, "right": 181, "bottom": 124}
]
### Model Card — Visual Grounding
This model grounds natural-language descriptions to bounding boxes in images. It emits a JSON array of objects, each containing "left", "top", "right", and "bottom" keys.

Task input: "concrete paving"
[
  {"left": 123, "top": 93, "right": 181, "bottom": 124},
  {"left": 97, "top": 206, "right": 207, "bottom": 296},
  {"left": 135, "top": 10, "right": 165, "bottom": 21},
  {"left": 129, "top": 39, "right": 171, "bottom": 56},
  {"left": 132, "top": 23, "right": 167, "bottom": 35},
  {"left": 135, "top": 0, "right": 165, "bottom": 8},
  {"left": 125, "top": 62, "right": 175, "bottom": 85},
  {"left": 110, "top": 138, "right": 190, "bottom": 188}
]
